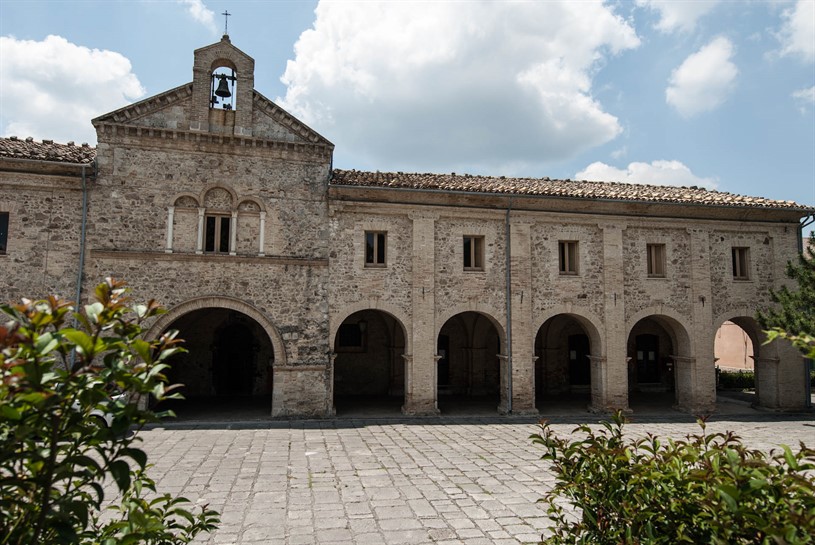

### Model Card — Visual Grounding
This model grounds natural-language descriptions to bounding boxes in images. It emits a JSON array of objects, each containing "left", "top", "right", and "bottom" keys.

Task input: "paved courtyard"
[{"left": 138, "top": 399, "right": 815, "bottom": 545}]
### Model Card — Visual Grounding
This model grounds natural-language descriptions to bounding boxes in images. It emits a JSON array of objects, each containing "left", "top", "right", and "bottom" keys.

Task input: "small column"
[
  {"left": 754, "top": 356, "right": 781, "bottom": 409},
  {"left": 165, "top": 206, "right": 175, "bottom": 253},
  {"left": 497, "top": 354, "right": 510, "bottom": 414},
  {"left": 327, "top": 352, "right": 337, "bottom": 416},
  {"left": 195, "top": 208, "right": 205, "bottom": 254},
  {"left": 588, "top": 355, "right": 611, "bottom": 413},
  {"left": 229, "top": 211, "right": 238, "bottom": 256},
  {"left": 258, "top": 211, "right": 266, "bottom": 257}
]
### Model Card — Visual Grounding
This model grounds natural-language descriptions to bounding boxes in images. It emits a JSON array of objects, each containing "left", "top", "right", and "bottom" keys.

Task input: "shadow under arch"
[
  {"left": 435, "top": 303, "right": 507, "bottom": 351},
  {"left": 330, "top": 300, "right": 411, "bottom": 356},
  {"left": 146, "top": 296, "right": 287, "bottom": 367}
]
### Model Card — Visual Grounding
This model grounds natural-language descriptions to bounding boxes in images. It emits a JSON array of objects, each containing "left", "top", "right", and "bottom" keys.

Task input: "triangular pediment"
[{"left": 92, "top": 85, "right": 331, "bottom": 147}]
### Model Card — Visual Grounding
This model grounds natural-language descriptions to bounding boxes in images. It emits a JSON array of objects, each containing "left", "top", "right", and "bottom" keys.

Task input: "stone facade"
[{"left": 1, "top": 36, "right": 812, "bottom": 417}]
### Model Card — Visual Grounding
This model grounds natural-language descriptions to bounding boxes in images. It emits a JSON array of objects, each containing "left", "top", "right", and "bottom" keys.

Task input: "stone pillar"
[
  {"left": 600, "top": 225, "right": 629, "bottom": 412},
  {"left": 754, "top": 356, "right": 781, "bottom": 409},
  {"left": 327, "top": 352, "right": 337, "bottom": 416},
  {"left": 588, "top": 355, "right": 607, "bottom": 412},
  {"left": 497, "top": 354, "right": 510, "bottom": 414},
  {"left": 258, "top": 211, "right": 266, "bottom": 257},
  {"left": 687, "top": 229, "right": 716, "bottom": 413},
  {"left": 229, "top": 211, "right": 238, "bottom": 256},
  {"left": 403, "top": 212, "right": 440, "bottom": 415},
  {"left": 165, "top": 206, "right": 175, "bottom": 253},
  {"left": 509, "top": 222, "right": 537, "bottom": 414},
  {"left": 672, "top": 355, "right": 701, "bottom": 413},
  {"left": 196, "top": 208, "right": 205, "bottom": 254}
]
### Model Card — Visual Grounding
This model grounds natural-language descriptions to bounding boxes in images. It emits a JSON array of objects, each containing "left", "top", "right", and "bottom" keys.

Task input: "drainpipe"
[
  {"left": 505, "top": 199, "right": 513, "bottom": 414},
  {"left": 69, "top": 162, "right": 91, "bottom": 370},
  {"left": 799, "top": 214, "right": 814, "bottom": 408}
]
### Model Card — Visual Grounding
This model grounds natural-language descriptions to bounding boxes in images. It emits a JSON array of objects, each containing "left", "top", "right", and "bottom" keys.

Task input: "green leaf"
[{"left": 109, "top": 459, "right": 132, "bottom": 492}]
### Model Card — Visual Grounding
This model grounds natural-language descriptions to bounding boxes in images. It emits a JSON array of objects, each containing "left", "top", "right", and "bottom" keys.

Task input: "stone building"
[{"left": 1, "top": 36, "right": 812, "bottom": 417}]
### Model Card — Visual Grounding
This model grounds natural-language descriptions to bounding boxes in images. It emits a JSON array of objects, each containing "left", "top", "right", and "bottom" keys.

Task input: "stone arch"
[
  {"left": 199, "top": 183, "right": 238, "bottom": 211},
  {"left": 535, "top": 306, "right": 604, "bottom": 357},
  {"left": 211, "top": 58, "right": 237, "bottom": 72},
  {"left": 436, "top": 303, "right": 506, "bottom": 351},
  {"left": 626, "top": 306, "right": 692, "bottom": 357},
  {"left": 713, "top": 308, "right": 766, "bottom": 358},
  {"left": 238, "top": 197, "right": 266, "bottom": 212},
  {"left": 330, "top": 300, "right": 411, "bottom": 356},
  {"left": 146, "top": 296, "right": 287, "bottom": 367},
  {"left": 173, "top": 193, "right": 200, "bottom": 208}
]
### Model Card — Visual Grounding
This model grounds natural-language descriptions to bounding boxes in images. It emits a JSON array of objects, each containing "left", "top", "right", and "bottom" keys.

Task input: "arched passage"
[
  {"left": 626, "top": 313, "right": 691, "bottom": 411},
  {"left": 146, "top": 297, "right": 280, "bottom": 418},
  {"left": 715, "top": 319, "right": 756, "bottom": 371},
  {"left": 436, "top": 311, "right": 504, "bottom": 414},
  {"left": 535, "top": 313, "right": 602, "bottom": 412},
  {"left": 332, "top": 309, "right": 406, "bottom": 415}
]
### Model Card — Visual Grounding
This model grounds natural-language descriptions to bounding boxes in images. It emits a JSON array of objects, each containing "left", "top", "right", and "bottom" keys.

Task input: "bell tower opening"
[{"left": 210, "top": 66, "right": 237, "bottom": 111}]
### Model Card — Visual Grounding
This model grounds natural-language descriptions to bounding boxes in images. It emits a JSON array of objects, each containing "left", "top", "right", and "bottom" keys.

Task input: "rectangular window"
[
  {"left": 205, "top": 215, "right": 230, "bottom": 253},
  {"left": 558, "top": 241, "right": 579, "bottom": 275},
  {"left": 732, "top": 247, "right": 750, "bottom": 280},
  {"left": 0, "top": 212, "right": 7, "bottom": 254},
  {"left": 364, "top": 231, "right": 387, "bottom": 267},
  {"left": 463, "top": 235, "right": 484, "bottom": 271},
  {"left": 647, "top": 243, "right": 666, "bottom": 277}
]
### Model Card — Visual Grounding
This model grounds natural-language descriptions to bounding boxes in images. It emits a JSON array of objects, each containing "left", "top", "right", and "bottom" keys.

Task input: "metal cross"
[{"left": 222, "top": 10, "right": 231, "bottom": 35}]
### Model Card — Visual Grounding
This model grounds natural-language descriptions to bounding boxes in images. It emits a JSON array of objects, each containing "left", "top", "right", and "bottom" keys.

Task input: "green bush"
[
  {"left": 717, "top": 369, "right": 755, "bottom": 390},
  {"left": 532, "top": 413, "right": 815, "bottom": 544},
  {"left": 0, "top": 279, "right": 219, "bottom": 545}
]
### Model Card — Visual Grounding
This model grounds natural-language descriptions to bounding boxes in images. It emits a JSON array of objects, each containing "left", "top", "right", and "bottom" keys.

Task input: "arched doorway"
[
  {"left": 535, "top": 314, "right": 595, "bottom": 412},
  {"left": 332, "top": 309, "right": 406, "bottom": 415},
  {"left": 437, "top": 311, "right": 503, "bottom": 414},
  {"left": 159, "top": 307, "right": 275, "bottom": 418},
  {"left": 626, "top": 314, "right": 690, "bottom": 411},
  {"left": 715, "top": 320, "right": 755, "bottom": 371}
]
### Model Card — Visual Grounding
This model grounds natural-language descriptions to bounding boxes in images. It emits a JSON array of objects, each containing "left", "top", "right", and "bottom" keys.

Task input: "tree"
[
  {"left": 0, "top": 279, "right": 219, "bottom": 545},
  {"left": 758, "top": 233, "right": 815, "bottom": 340}
]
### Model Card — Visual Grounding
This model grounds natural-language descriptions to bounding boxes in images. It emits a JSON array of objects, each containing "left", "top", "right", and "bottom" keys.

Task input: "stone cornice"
[{"left": 91, "top": 249, "right": 328, "bottom": 267}]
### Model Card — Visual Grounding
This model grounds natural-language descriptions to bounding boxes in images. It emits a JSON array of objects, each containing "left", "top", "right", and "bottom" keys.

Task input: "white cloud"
[
  {"left": 178, "top": 0, "right": 218, "bottom": 34},
  {"left": 279, "top": 1, "right": 640, "bottom": 173},
  {"left": 575, "top": 160, "right": 717, "bottom": 189},
  {"left": 778, "top": 0, "right": 815, "bottom": 61},
  {"left": 792, "top": 85, "right": 815, "bottom": 112},
  {"left": 0, "top": 35, "right": 145, "bottom": 144},
  {"left": 636, "top": 0, "right": 719, "bottom": 33},
  {"left": 666, "top": 37, "right": 738, "bottom": 117}
]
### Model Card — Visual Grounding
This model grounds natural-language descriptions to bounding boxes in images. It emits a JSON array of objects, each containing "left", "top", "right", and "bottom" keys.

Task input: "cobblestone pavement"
[{"left": 137, "top": 402, "right": 815, "bottom": 545}]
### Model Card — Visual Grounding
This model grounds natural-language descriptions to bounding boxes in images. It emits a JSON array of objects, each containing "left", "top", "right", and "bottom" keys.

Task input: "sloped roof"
[
  {"left": 0, "top": 136, "right": 95, "bottom": 164},
  {"left": 330, "top": 169, "right": 813, "bottom": 211}
]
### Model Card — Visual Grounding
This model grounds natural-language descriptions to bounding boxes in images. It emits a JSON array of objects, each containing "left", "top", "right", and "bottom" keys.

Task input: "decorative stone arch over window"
[{"left": 165, "top": 185, "right": 267, "bottom": 256}]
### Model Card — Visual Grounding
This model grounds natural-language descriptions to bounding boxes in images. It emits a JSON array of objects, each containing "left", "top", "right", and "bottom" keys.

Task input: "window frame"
[
  {"left": 558, "top": 240, "right": 579, "bottom": 275},
  {"left": 646, "top": 243, "right": 666, "bottom": 278},
  {"left": 732, "top": 247, "right": 751, "bottom": 280},
  {"left": 0, "top": 212, "right": 8, "bottom": 255},
  {"left": 204, "top": 214, "right": 231, "bottom": 254},
  {"left": 463, "top": 235, "right": 485, "bottom": 271},
  {"left": 364, "top": 230, "right": 387, "bottom": 268}
]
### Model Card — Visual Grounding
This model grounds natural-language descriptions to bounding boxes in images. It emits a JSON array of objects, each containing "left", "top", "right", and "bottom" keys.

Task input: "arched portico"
[
  {"left": 146, "top": 296, "right": 283, "bottom": 417},
  {"left": 713, "top": 310, "right": 808, "bottom": 410},
  {"left": 330, "top": 308, "right": 408, "bottom": 416},
  {"left": 626, "top": 309, "right": 692, "bottom": 412},
  {"left": 534, "top": 309, "right": 604, "bottom": 413},
  {"left": 436, "top": 310, "right": 506, "bottom": 414}
]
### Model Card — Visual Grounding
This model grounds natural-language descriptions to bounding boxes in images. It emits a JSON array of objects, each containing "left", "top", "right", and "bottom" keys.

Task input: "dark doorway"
[
  {"left": 635, "top": 334, "right": 660, "bottom": 384},
  {"left": 213, "top": 322, "right": 255, "bottom": 396},
  {"left": 568, "top": 334, "right": 591, "bottom": 386}
]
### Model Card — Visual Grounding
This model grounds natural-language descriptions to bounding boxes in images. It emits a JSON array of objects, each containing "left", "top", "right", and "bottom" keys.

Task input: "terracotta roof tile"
[
  {"left": 0, "top": 136, "right": 96, "bottom": 164},
  {"left": 331, "top": 169, "right": 811, "bottom": 210}
]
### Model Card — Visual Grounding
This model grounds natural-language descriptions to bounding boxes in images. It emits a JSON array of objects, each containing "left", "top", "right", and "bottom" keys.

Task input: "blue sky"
[{"left": 1, "top": 0, "right": 813, "bottom": 208}]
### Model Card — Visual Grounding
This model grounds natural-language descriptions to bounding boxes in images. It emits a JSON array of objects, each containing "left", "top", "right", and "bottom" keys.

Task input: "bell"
[{"left": 214, "top": 76, "right": 231, "bottom": 98}]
